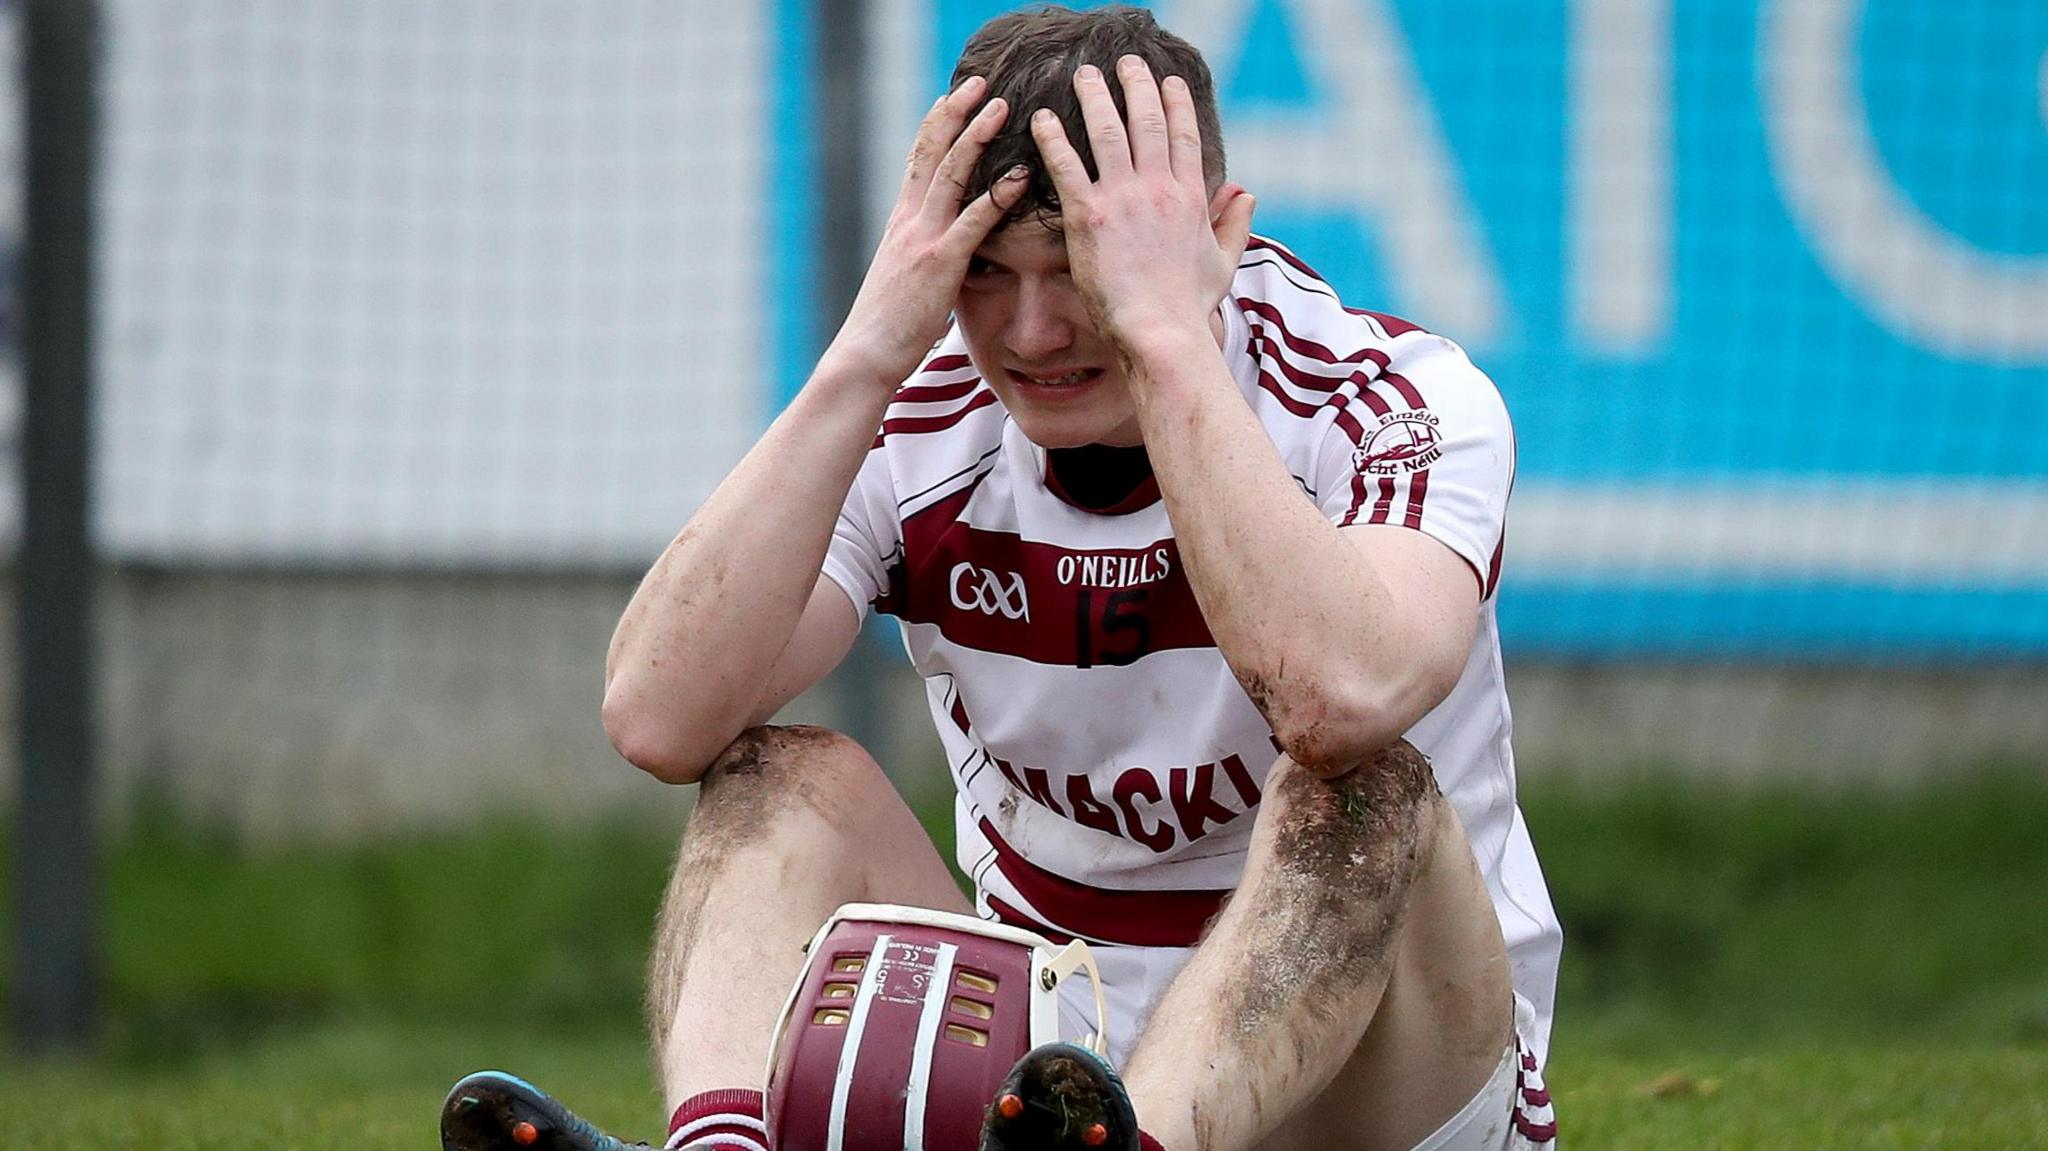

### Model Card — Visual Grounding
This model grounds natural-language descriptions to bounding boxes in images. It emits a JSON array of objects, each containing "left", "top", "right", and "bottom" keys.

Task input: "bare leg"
[
  {"left": 1120, "top": 743, "right": 1513, "bottom": 1151},
  {"left": 647, "top": 724, "right": 970, "bottom": 1108}
]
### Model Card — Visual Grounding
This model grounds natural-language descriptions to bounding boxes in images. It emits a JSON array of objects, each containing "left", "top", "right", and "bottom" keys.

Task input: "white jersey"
[{"left": 820, "top": 236, "right": 1562, "bottom": 1059}]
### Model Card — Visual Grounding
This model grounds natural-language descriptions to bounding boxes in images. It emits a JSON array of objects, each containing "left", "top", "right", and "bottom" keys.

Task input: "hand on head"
[
  {"left": 826, "top": 75, "right": 1034, "bottom": 385},
  {"left": 1026, "top": 55, "right": 1255, "bottom": 351}
]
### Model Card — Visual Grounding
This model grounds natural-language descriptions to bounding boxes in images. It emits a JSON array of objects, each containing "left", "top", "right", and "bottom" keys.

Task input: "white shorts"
[
  {"left": 1054, "top": 946, "right": 1556, "bottom": 1150},
  {"left": 1413, "top": 1020, "right": 1557, "bottom": 1151}
]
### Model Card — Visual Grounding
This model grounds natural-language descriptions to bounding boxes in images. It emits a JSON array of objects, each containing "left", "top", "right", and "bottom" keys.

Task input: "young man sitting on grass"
[{"left": 443, "top": 7, "right": 1559, "bottom": 1150}]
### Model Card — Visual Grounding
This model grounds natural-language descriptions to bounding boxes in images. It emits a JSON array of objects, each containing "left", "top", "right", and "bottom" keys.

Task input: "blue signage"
[{"left": 774, "top": 0, "right": 2048, "bottom": 659}]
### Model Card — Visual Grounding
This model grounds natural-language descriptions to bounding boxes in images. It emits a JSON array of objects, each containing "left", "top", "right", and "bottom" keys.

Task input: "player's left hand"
[{"left": 1029, "top": 55, "right": 1256, "bottom": 363}]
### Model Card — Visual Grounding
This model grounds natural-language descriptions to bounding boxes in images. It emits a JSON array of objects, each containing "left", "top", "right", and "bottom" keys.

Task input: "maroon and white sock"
[{"left": 664, "top": 1088, "right": 767, "bottom": 1151}]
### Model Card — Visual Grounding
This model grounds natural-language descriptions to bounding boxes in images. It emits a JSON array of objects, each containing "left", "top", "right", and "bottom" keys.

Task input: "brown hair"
[{"left": 950, "top": 4, "right": 1226, "bottom": 228}]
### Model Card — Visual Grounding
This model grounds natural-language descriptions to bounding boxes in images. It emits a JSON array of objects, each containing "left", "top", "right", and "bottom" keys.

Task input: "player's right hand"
[{"left": 824, "top": 75, "right": 1029, "bottom": 387}]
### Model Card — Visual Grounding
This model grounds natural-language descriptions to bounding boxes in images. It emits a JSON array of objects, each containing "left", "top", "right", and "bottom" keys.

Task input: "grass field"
[{"left": 6, "top": 774, "right": 2048, "bottom": 1148}]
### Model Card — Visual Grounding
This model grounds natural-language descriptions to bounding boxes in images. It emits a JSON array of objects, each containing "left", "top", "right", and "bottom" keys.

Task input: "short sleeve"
[
  {"left": 819, "top": 448, "right": 905, "bottom": 620},
  {"left": 1311, "top": 336, "right": 1514, "bottom": 595}
]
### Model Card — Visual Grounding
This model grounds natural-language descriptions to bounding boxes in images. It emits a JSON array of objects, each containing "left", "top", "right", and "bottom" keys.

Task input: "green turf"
[
  {"left": 1523, "top": 774, "right": 2048, "bottom": 1053},
  {"left": 4, "top": 774, "right": 2047, "bottom": 1147},
  {"left": 6, "top": 1023, "right": 2045, "bottom": 1149}
]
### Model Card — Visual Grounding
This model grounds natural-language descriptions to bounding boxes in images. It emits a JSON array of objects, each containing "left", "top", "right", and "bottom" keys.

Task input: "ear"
[{"left": 1208, "top": 181, "right": 1255, "bottom": 265}]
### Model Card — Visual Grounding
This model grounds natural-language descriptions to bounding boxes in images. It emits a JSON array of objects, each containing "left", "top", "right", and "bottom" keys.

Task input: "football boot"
[
  {"left": 980, "top": 1041, "right": 1142, "bottom": 1151},
  {"left": 441, "top": 1070, "right": 653, "bottom": 1151}
]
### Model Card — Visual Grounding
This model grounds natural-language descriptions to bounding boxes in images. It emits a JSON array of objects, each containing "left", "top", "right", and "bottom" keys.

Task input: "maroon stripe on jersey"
[
  {"left": 1244, "top": 236, "right": 1329, "bottom": 287},
  {"left": 1252, "top": 365, "right": 1328, "bottom": 420},
  {"left": 1346, "top": 308, "right": 1426, "bottom": 338},
  {"left": 1353, "top": 347, "right": 1429, "bottom": 414},
  {"left": 873, "top": 388, "right": 999, "bottom": 447},
  {"left": 892, "top": 376, "right": 983, "bottom": 405},
  {"left": 1404, "top": 469, "right": 1430, "bottom": 529},
  {"left": 984, "top": 895, "right": 1076, "bottom": 945},
  {"left": 1512, "top": 1048, "right": 1558, "bottom": 1143},
  {"left": 948, "top": 694, "right": 971, "bottom": 735},
  {"left": 1367, "top": 476, "right": 1397, "bottom": 525},
  {"left": 1242, "top": 303, "right": 1422, "bottom": 418},
  {"left": 901, "top": 482, "right": 981, "bottom": 545},
  {"left": 1248, "top": 328, "right": 1393, "bottom": 419},
  {"left": 922, "top": 352, "right": 974, "bottom": 373},
  {"left": 889, "top": 500, "right": 1214, "bottom": 666},
  {"left": 1243, "top": 238, "right": 1428, "bottom": 339},
  {"left": 1332, "top": 406, "right": 1372, "bottom": 527},
  {"left": 1380, "top": 369, "right": 1428, "bottom": 411},
  {"left": 977, "top": 817, "right": 1228, "bottom": 947},
  {"left": 1332, "top": 404, "right": 1370, "bottom": 447},
  {"left": 1340, "top": 474, "right": 1368, "bottom": 527},
  {"left": 1246, "top": 330, "right": 1395, "bottom": 438},
  {"left": 1247, "top": 330, "right": 1346, "bottom": 394},
  {"left": 1237, "top": 299, "right": 1370, "bottom": 367},
  {"left": 1351, "top": 377, "right": 1394, "bottom": 419}
]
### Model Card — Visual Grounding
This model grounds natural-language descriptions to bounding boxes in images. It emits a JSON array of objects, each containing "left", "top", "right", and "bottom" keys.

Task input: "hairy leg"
[
  {"left": 1248, "top": 790, "right": 1514, "bottom": 1151},
  {"left": 1119, "top": 743, "right": 1512, "bottom": 1151},
  {"left": 647, "top": 724, "right": 970, "bottom": 1108}
]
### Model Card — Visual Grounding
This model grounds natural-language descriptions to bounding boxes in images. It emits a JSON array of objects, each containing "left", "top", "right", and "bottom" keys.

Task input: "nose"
[{"left": 1004, "top": 278, "right": 1077, "bottom": 363}]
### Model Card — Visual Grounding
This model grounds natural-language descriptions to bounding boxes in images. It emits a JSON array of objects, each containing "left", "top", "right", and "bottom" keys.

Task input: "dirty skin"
[
  {"left": 1215, "top": 740, "right": 1439, "bottom": 1056},
  {"left": 1240, "top": 671, "right": 1273, "bottom": 721},
  {"left": 646, "top": 724, "right": 836, "bottom": 1048}
]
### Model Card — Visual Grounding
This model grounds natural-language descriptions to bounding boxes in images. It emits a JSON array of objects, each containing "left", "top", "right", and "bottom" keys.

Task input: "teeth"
[{"left": 1025, "top": 370, "right": 1092, "bottom": 386}]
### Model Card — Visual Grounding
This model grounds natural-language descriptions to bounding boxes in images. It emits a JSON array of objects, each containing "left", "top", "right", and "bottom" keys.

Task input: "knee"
[
  {"left": 693, "top": 724, "right": 891, "bottom": 830},
  {"left": 1260, "top": 739, "right": 1443, "bottom": 887}
]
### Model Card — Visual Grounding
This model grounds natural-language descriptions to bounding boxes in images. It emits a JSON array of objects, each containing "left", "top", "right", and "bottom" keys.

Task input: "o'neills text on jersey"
[{"left": 1056, "top": 547, "right": 1173, "bottom": 590}]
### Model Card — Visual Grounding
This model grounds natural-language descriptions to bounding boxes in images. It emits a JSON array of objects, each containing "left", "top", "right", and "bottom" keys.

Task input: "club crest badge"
[{"left": 1353, "top": 410, "right": 1443, "bottom": 475}]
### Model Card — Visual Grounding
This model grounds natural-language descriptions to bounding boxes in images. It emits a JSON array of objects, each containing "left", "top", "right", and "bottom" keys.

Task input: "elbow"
[
  {"left": 1265, "top": 688, "right": 1398, "bottom": 777},
  {"left": 602, "top": 683, "right": 717, "bottom": 786},
  {"left": 1260, "top": 660, "right": 1457, "bottom": 777}
]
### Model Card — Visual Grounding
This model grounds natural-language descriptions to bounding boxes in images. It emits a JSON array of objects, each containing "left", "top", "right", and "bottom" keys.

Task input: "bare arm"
[
  {"left": 1035, "top": 60, "right": 1504, "bottom": 1151},
  {"left": 603, "top": 78, "right": 1029, "bottom": 783},
  {"left": 600, "top": 369, "right": 888, "bottom": 781},
  {"left": 1030, "top": 58, "right": 1476, "bottom": 774},
  {"left": 1123, "top": 332, "right": 1478, "bottom": 770}
]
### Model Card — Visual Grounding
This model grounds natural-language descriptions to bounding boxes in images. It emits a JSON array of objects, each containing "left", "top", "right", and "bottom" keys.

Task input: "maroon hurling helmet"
[{"left": 764, "top": 903, "right": 1109, "bottom": 1151}]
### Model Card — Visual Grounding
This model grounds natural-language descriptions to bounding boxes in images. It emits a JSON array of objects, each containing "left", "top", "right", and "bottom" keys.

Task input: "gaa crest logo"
[
  {"left": 1352, "top": 410, "right": 1443, "bottom": 475},
  {"left": 949, "top": 562, "right": 1030, "bottom": 621}
]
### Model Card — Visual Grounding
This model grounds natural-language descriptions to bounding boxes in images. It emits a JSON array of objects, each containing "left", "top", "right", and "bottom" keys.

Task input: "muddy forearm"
[{"left": 1124, "top": 743, "right": 1441, "bottom": 1151}]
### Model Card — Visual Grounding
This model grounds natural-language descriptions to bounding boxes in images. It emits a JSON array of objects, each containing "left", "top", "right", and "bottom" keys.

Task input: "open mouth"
[{"left": 1008, "top": 367, "right": 1105, "bottom": 390}]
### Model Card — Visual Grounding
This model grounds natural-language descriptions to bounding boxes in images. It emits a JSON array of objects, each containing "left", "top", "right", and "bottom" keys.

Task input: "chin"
[{"left": 1007, "top": 407, "right": 1138, "bottom": 449}]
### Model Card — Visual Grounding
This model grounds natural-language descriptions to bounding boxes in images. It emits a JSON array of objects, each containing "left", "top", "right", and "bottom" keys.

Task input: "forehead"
[{"left": 978, "top": 218, "right": 1067, "bottom": 266}]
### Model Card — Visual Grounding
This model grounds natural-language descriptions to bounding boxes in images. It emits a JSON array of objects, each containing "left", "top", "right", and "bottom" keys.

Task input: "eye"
[{"left": 963, "top": 256, "right": 1012, "bottom": 287}]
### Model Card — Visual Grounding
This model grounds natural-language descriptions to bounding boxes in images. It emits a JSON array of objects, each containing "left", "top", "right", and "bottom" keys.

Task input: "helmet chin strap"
[{"left": 1036, "top": 936, "right": 1110, "bottom": 1059}]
